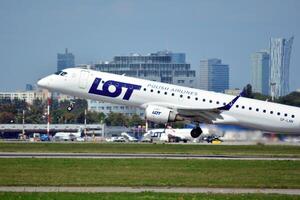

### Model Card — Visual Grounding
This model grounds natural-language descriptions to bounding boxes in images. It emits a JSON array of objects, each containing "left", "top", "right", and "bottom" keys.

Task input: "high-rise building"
[
  {"left": 199, "top": 59, "right": 229, "bottom": 93},
  {"left": 269, "top": 37, "right": 294, "bottom": 98},
  {"left": 57, "top": 48, "right": 75, "bottom": 72},
  {"left": 88, "top": 50, "right": 196, "bottom": 115},
  {"left": 94, "top": 51, "right": 195, "bottom": 88},
  {"left": 25, "top": 84, "right": 34, "bottom": 91},
  {"left": 251, "top": 50, "right": 270, "bottom": 95}
]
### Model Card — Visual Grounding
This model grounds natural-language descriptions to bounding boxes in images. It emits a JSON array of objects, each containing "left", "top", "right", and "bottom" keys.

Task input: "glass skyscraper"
[
  {"left": 57, "top": 48, "right": 75, "bottom": 72},
  {"left": 269, "top": 37, "right": 294, "bottom": 98},
  {"left": 199, "top": 59, "right": 229, "bottom": 93},
  {"left": 93, "top": 50, "right": 195, "bottom": 88},
  {"left": 251, "top": 51, "right": 270, "bottom": 95}
]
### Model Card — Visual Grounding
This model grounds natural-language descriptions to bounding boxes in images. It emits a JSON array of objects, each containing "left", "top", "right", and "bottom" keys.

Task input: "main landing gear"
[{"left": 190, "top": 126, "right": 202, "bottom": 138}]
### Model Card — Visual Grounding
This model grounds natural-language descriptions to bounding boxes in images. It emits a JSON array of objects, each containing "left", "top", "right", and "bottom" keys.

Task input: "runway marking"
[
  {"left": 0, "top": 186, "right": 299, "bottom": 195},
  {"left": 0, "top": 152, "right": 299, "bottom": 160}
]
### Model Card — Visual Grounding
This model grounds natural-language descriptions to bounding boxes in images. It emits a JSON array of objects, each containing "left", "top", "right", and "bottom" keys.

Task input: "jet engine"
[{"left": 145, "top": 105, "right": 183, "bottom": 124}]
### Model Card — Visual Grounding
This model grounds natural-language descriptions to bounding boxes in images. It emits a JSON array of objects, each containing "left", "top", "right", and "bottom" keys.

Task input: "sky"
[{"left": 0, "top": 0, "right": 299, "bottom": 91}]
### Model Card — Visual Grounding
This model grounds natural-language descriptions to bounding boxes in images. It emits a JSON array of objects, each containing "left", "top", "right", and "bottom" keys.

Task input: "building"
[
  {"left": 93, "top": 51, "right": 195, "bottom": 87},
  {"left": 0, "top": 89, "right": 49, "bottom": 104},
  {"left": 269, "top": 37, "right": 294, "bottom": 98},
  {"left": 57, "top": 48, "right": 75, "bottom": 72},
  {"left": 88, "top": 50, "right": 196, "bottom": 115},
  {"left": 251, "top": 50, "right": 270, "bottom": 95},
  {"left": 225, "top": 88, "right": 241, "bottom": 96},
  {"left": 199, "top": 59, "right": 229, "bottom": 93},
  {"left": 25, "top": 84, "right": 34, "bottom": 91}
]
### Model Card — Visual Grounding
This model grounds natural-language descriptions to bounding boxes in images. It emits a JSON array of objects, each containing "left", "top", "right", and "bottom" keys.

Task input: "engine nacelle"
[{"left": 145, "top": 105, "right": 182, "bottom": 124}]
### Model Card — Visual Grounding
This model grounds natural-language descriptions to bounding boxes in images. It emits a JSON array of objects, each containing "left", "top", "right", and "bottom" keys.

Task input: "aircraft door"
[{"left": 79, "top": 70, "right": 89, "bottom": 89}]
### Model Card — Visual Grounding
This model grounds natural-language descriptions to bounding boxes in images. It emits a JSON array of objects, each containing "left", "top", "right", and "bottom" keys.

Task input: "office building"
[
  {"left": 199, "top": 59, "right": 229, "bottom": 93},
  {"left": 251, "top": 50, "right": 270, "bottom": 95},
  {"left": 57, "top": 48, "right": 75, "bottom": 72},
  {"left": 88, "top": 50, "right": 196, "bottom": 115},
  {"left": 0, "top": 89, "right": 49, "bottom": 105},
  {"left": 25, "top": 84, "right": 34, "bottom": 91},
  {"left": 269, "top": 37, "right": 294, "bottom": 98}
]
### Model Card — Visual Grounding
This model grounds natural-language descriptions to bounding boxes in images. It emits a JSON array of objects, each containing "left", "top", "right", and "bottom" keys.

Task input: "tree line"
[{"left": 0, "top": 98, "right": 144, "bottom": 127}]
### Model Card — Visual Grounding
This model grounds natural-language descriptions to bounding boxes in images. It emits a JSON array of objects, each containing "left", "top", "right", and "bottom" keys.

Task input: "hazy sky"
[{"left": 0, "top": 0, "right": 299, "bottom": 91}]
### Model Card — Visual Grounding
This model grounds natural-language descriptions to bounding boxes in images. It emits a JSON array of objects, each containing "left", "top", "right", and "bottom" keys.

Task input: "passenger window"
[
  {"left": 187, "top": 96, "right": 190, "bottom": 99},
  {"left": 209, "top": 100, "right": 212, "bottom": 103},
  {"left": 157, "top": 91, "right": 160, "bottom": 94},
  {"left": 180, "top": 94, "right": 183, "bottom": 98},
  {"left": 216, "top": 101, "right": 219, "bottom": 104},
  {"left": 292, "top": 115, "right": 295, "bottom": 118},
  {"left": 223, "top": 103, "right": 226, "bottom": 106},
  {"left": 249, "top": 107, "right": 252, "bottom": 110},
  {"left": 164, "top": 92, "right": 167, "bottom": 95},
  {"left": 150, "top": 89, "right": 154, "bottom": 92},
  {"left": 195, "top": 97, "right": 198, "bottom": 101},
  {"left": 284, "top": 113, "right": 288, "bottom": 117},
  {"left": 263, "top": 110, "right": 266, "bottom": 113},
  {"left": 270, "top": 111, "right": 273, "bottom": 114},
  {"left": 256, "top": 108, "right": 259, "bottom": 112},
  {"left": 203, "top": 99, "right": 206, "bottom": 102},
  {"left": 143, "top": 88, "right": 146, "bottom": 91},
  {"left": 172, "top": 93, "right": 175, "bottom": 96},
  {"left": 277, "top": 112, "right": 280, "bottom": 116},
  {"left": 242, "top": 106, "right": 245, "bottom": 109},
  {"left": 236, "top": 105, "right": 239, "bottom": 108}
]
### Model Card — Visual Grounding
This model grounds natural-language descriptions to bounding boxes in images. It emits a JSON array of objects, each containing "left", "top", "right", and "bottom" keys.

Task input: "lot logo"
[
  {"left": 88, "top": 78, "right": 141, "bottom": 100},
  {"left": 152, "top": 111, "right": 161, "bottom": 115}
]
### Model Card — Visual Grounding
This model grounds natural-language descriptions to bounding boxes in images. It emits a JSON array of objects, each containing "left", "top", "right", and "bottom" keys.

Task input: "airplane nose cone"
[{"left": 37, "top": 77, "right": 49, "bottom": 88}]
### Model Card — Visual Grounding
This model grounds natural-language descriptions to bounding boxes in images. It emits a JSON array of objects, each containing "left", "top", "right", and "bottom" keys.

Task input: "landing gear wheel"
[{"left": 190, "top": 127, "right": 202, "bottom": 138}]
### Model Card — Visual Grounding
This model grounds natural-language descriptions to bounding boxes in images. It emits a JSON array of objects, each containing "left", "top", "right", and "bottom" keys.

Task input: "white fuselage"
[{"left": 37, "top": 68, "right": 300, "bottom": 134}]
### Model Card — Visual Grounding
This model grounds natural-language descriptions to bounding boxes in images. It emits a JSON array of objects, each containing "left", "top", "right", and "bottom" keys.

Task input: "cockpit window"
[
  {"left": 54, "top": 71, "right": 68, "bottom": 76},
  {"left": 61, "top": 72, "right": 67, "bottom": 76},
  {"left": 54, "top": 71, "right": 62, "bottom": 75}
]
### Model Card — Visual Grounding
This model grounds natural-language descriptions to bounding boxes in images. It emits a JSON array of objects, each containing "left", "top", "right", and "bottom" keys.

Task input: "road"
[
  {"left": 0, "top": 152, "right": 299, "bottom": 160},
  {"left": 0, "top": 186, "right": 299, "bottom": 195}
]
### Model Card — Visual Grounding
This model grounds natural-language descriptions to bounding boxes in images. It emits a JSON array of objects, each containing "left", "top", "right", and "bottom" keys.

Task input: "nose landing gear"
[{"left": 190, "top": 126, "right": 202, "bottom": 138}]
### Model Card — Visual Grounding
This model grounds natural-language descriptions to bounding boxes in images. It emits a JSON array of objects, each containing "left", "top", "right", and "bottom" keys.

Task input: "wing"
[{"left": 177, "top": 90, "right": 245, "bottom": 123}]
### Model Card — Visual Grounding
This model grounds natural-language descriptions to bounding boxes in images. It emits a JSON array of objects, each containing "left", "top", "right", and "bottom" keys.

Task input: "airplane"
[
  {"left": 143, "top": 126, "right": 223, "bottom": 143},
  {"left": 54, "top": 129, "right": 82, "bottom": 141},
  {"left": 37, "top": 68, "right": 300, "bottom": 138}
]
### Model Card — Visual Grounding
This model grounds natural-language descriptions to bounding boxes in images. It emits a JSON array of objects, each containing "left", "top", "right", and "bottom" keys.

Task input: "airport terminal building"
[{"left": 88, "top": 50, "right": 197, "bottom": 116}]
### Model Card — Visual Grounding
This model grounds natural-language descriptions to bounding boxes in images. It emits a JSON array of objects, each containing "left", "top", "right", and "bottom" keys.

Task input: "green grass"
[
  {"left": 0, "top": 158, "right": 299, "bottom": 188},
  {"left": 0, "top": 192, "right": 300, "bottom": 200},
  {"left": 0, "top": 143, "right": 300, "bottom": 157}
]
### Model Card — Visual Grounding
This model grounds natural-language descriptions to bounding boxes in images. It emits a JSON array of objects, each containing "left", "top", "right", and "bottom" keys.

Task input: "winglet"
[{"left": 218, "top": 90, "right": 246, "bottom": 111}]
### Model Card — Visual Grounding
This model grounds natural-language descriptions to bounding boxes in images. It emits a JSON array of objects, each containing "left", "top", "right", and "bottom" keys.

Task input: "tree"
[
  {"left": 105, "top": 112, "right": 128, "bottom": 126},
  {"left": 0, "top": 112, "right": 15, "bottom": 123},
  {"left": 128, "top": 114, "right": 144, "bottom": 127},
  {"left": 243, "top": 84, "right": 254, "bottom": 98},
  {"left": 278, "top": 92, "right": 300, "bottom": 107}
]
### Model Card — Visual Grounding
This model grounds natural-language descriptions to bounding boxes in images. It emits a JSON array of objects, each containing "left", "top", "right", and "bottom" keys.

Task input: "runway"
[
  {"left": 0, "top": 186, "right": 299, "bottom": 195},
  {"left": 0, "top": 152, "right": 299, "bottom": 160}
]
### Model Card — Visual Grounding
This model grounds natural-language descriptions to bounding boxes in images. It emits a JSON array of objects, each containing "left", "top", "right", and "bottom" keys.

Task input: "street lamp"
[{"left": 22, "top": 110, "right": 25, "bottom": 140}]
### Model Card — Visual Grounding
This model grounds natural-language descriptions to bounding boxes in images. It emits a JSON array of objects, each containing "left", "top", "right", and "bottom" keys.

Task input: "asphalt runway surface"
[
  {"left": 0, "top": 152, "right": 299, "bottom": 160},
  {"left": 0, "top": 186, "right": 299, "bottom": 195}
]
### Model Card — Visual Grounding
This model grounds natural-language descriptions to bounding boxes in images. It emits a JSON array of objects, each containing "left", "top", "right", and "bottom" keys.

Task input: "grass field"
[
  {"left": 0, "top": 158, "right": 299, "bottom": 188},
  {"left": 0, "top": 192, "right": 300, "bottom": 200},
  {"left": 0, "top": 143, "right": 300, "bottom": 157}
]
